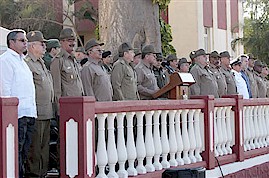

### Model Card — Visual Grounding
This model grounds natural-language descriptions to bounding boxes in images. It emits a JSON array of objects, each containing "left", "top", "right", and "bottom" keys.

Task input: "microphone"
[{"left": 161, "top": 62, "right": 174, "bottom": 74}]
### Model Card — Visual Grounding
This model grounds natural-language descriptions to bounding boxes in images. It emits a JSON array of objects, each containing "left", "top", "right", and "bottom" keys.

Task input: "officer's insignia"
[
  {"left": 24, "top": 56, "right": 31, "bottom": 62},
  {"left": 70, "top": 75, "right": 74, "bottom": 79}
]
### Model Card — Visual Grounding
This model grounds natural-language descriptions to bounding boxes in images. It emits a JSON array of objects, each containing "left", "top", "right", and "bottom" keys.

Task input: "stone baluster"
[
  {"left": 116, "top": 113, "right": 128, "bottom": 178},
  {"left": 253, "top": 106, "right": 261, "bottom": 148},
  {"left": 221, "top": 107, "right": 228, "bottom": 155},
  {"left": 153, "top": 110, "right": 162, "bottom": 170},
  {"left": 265, "top": 106, "right": 269, "bottom": 144},
  {"left": 175, "top": 110, "right": 184, "bottom": 165},
  {"left": 214, "top": 108, "right": 219, "bottom": 157},
  {"left": 249, "top": 106, "right": 255, "bottom": 150},
  {"left": 182, "top": 109, "right": 191, "bottom": 164},
  {"left": 216, "top": 107, "right": 224, "bottom": 156},
  {"left": 145, "top": 111, "right": 155, "bottom": 172},
  {"left": 168, "top": 110, "right": 178, "bottom": 166},
  {"left": 135, "top": 111, "right": 146, "bottom": 174},
  {"left": 194, "top": 109, "right": 202, "bottom": 162},
  {"left": 225, "top": 106, "right": 233, "bottom": 154},
  {"left": 160, "top": 110, "right": 170, "bottom": 168},
  {"left": 126, "top": 112, "right": 137, "bottom": 176},
  {"left": 106, "top": 113, "right": 118, "bottom": 178},
  {"left": 257, "top": 106, "right": 264, "bottom": 147},
  {"left": 188, "top": 109, "right": 197, "bottom": 163},
  {"left": 96, "top": 114, "right": 108, "bottom": 178},
  {"left": 243, "top": 107, "right": 250, "bottom": 151},
  {"left": 261, "top": 106, "right": 268, "bottom": 147}
]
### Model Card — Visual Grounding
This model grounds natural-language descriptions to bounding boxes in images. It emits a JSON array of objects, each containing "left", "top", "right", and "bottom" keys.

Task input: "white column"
[
  {"left": 96, "top": 114, "right": 108, "bottom": 178},
  {"left": 106, "top": 113, "right": 118, "bottom": 178},
  {"left": 188, "top": 109, "right": 197, "bottom": 163},
  {"left": 168, "top": 110, "right": 178, "bottom": 166},
  {"left": 153, "top": 110, "right": 162, "bottom": 170},
  {"left": 194, "top": 109, "right": 202, "bottom": 162},
  {"left": 225, "top": 107, "right": 233, "bottom": 154},
  {"left": 126, "top": 112, "right": 137, "bottom": 176},
  {"left": 145, "top": 111, "right": 155, "bottom": 172},
  {"left": 175, "top": 110, "right": 184, "bottom": 165},
  {"left": 116, "top": 113, "right": 128, "bottom": 178},
  {"left": 182, "top": 109, "right": 191, "bottom": 164},
  {"left": 161, "top": 110, "right": 170, "bottom": 168},
  {"left": 135, "top": 111, "right": 146, "bottom": 174}
]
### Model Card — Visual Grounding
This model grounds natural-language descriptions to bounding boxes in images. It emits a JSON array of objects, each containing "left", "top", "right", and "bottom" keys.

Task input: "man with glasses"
[
  {"left": 0, "top": 29, "right": 37, "bottom": 178},
  {"left": 153, "top": 53, "right": 166, "bottom": 89},
  {"left": 111, "top": 42, "right": 139, "bottom": 100},
  {"left": 24, "top": 31, "right": 54, "bottom": 177},
  {"left": 50, "top": 28, "right": 84, "bottom": 115},
  {"left": 135, "top": 45, "right": 159, "bottom": 100},
  {"left": 81, "top": 38, "right": 113, "bottom": 101}
]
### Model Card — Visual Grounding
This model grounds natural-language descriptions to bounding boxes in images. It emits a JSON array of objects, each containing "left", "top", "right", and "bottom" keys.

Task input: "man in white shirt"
[
  {"left": 0, "top": 29, "right": 37, "bottom": 178},
  {"left": 231, "top": 58, "right": 250, "bottom": 99}
]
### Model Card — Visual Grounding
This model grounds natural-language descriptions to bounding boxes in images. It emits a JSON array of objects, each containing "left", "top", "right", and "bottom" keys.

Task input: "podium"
[{"left": 153, "top": 72, "right": 195, "bottom": 100}]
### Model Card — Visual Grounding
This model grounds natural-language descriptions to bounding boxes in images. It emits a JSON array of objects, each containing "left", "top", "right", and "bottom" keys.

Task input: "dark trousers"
[
  {"left": 18, "top": 117, "right": 36, "bottom": 178},
  {"left": 25, "top": 119, "right": 50, "bottom": 178}
]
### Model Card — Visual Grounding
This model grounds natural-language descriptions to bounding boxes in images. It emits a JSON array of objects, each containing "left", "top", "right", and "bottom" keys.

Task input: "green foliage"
[
  {"left": 95, "top": 25, "right": 100, "bottom": 40},
  {"left": 153, "top": 0, "right": 171, "bottom": 10}
]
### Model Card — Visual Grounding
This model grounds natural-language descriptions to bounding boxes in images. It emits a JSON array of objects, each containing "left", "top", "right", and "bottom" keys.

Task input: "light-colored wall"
[{"left": 169, "top": 0, "right": 199, "bottom": 59}]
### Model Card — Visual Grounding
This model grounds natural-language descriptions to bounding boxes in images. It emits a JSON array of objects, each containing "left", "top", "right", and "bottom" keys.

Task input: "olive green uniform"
[
  {"left": 246, "top": 68, "right": 258, "bottom": 98},
  {"left": 208, "top": 64, "right": 227, "bottom": 97},
  {"left": 254, "top": 71, "right": 267, "bottom": 98},
  {"left": 220, "top": 65, "right": 237, "bottom": 95}
]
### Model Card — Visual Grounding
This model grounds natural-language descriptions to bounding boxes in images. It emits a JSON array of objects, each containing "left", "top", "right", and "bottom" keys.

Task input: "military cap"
[
  {"left": 134, "top": 48, "right": 141, "bottom": 57},
  {"left": 220, "top": 51, "right": 231, "bottom": 58},
  {"left": 166, "top": 54, "right": 178, "bottom": 62},
  {"left": 102, "top": 51, "right": 112, "bottom": 58},
  {"left": 189, "top": 51, "right": 196, "bottom": 60},
  {"left": 156, "top": 53, "right": 164, "bottom": 61},
  {"left": 46, "top": 39, "right": 60, "bottom": 49},
  {"left": 26, "top": 31, "right": 47, "bottom": 42},
  {"left": 209, "top": 51, "right": 220, "bottom": 58},
  {"left": 230, "top": 58, "right": 242, "bottom": 66},
  {"left": 254, "top": 60, "right": 264, "bottom": 67},
  {"left": 178, "top": 57, "right": 190, "bottom": 66},
  {"left": 118, "top": 42, "right": 134, "bottom": 54},
  {"left": 248, "top": 53, "right": 256, "bottom": 60},
  {"left": 59, "top": 28, "right": 76, "bottom": 40},
  {"left": 84, "top": 38, "right": 104, "bottom": 51},
  {"left": 75, "top": 47, "right": 86, "bottom": 54},
  {"left": 142, "top": 45, "right": 158, "bottom": 55},
  {"left": 194, "top": 49, "right": 208, "bottom": 58}
]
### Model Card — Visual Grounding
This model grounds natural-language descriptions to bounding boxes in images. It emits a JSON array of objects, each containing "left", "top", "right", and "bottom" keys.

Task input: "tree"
[{"left": 99, "top": 0, "right": 162, "bottom": 53}]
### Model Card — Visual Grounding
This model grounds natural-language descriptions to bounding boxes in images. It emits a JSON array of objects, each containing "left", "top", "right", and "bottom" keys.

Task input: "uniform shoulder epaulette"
[{"left": 24, "top": 56, "right": 31, "bottom": 62}]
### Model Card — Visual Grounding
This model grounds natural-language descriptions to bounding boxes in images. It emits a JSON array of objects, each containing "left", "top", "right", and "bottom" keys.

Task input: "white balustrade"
[
  {"left": 160, "top": 110, "right": 170, "bottom": 168},
  {"left": 116, "top": 113, "right": 128, "bottom": 178},
  {"left": 265, "top": 106, "right": 269, "bottom": 144},
  {"left": 214, "top": 108, "right": 219, "bottom": 157},
  {"left": 243, "top": 107, "right": 249, "bottom": 151},
  {"left": 257, "top": 106, "right": 264, "bottom": 147},
  {"left": 253, "top": 106, "right": 261, "bottom": 148},
  {"left": 175, "top": 110, "right": 184, "bottom": 165},
  {"left": 96, "top": 114, "right": 108, "bottom": 178},
  {"left": 260, "top": 106, "right": 267, "bottom": 147},
  {"left": 106, "top": 113, "right": 118, "bottom": 178},
  {"left": 225, "top": 107, "right": 233, "bottom": 154},
  {"left": 188, "top": 109, "right": 197, "bottom": 163},
  {"left": 181, "top": 109, "right": 191, "bottom": 164},
  {"left": 249, "top": 106, "right": 256, "bottom": 150},
  {"left": 126, "top": 112, "right": 137, "bottom": 176},
  {"left": 153, "top": 110, "right": 162, "bottom": 170},
  {"left": 168, "top": 110, "right": 178, "bottom": 166},
  {"left": 194, "top": 109, "right": 203, "bottom": 162},
  {"left": 145, "top": 111, "right": 155, "bottom": 172},
  {"left": 216, "top": 107, "right": 224, "bottom": 156},
  {"left": 135, "top": 111, "right": 147, "bottom": 174},
  {"left": 221, "top": 107, "right": 228, "bottom": 155}
]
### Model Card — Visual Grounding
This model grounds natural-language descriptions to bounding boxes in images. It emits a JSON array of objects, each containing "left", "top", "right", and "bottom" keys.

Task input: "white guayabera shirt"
[{"left": 232, "top": 69, "right": 250, "bottom": 99}]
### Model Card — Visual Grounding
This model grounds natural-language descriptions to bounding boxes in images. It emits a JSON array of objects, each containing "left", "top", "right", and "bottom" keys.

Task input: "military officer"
[
  {"left": 208, "top": 51, "right": 227, "bottom": 97},
  {"left": 246, "top": 54, "right": 258, "bottom": 98},
  {"left": 220, "top": 51, "right": 237, "bottom": 95},
  {"left": 43, "top": 39, "right": 61, "bottom": 70},
  {"left": 24, "top": 31, "right": 54, "bottom": 177},
  {"left": 81, "top": 38, "right": 113, "bottom": 101},
  {"left": 135, "top": 45, "right": 159, "bottom": 99},
  {"left": 50, "top": 28, "right": 84, "bottom": 115},
  {"left": 153, "top": 53, "right": 167, "bottom": 89},
  {"left": 253, "top": 60, "right": 267, "bottom": 98},
  {"left": 190, "top": 49, "right": 219, "bottom": 98},
  {"left": 111, "top": 42, "right": 139, "bottom": 100},
  {"left": 178, "top": 57, "right": 190, "bottom": 73}
]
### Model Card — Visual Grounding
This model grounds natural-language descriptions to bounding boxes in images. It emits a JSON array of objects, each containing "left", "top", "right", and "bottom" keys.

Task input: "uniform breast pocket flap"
[
  {"left": 63, "top": 67, "right": 76, "bottom": 81},
  {"left": 33, "top": 70, "right": 44, "bottom": 81}
]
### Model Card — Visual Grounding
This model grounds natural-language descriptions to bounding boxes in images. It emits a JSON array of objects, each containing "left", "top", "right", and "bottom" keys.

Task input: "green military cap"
[
  {"left": 166, "top": 54, "right": 178, "bottom": 62},
  {"left": 178, "top": 57, "right": 190, "bottom": 66},
  {"left": 46, "top": 39, "right": 60, "bottom": 49},
  {"left": 254, "top": 60, "right": 265, "bottom": 67},
  {"left": 156, "top": 53, "right": 164, "bottom": 61},
  {"left": 26, "top": 31, "right": 47, "bottom": 42},
  {"left": 142, "top": 44, "right": 158, "bottom": 55},
  {"left": 75, "top": 47, "right": 86, "bottom": 54},
  {"left": 84, "top": 38, "right": 104, "bottom": 51},
  {"left": 194, "top": 49, "right": 208, "bottom": 58},
  {"left": 220, "top": 51, "right": 231, "bottom": 58},
  {"left": 102, "top": 51, "right": 112, "bottom": 58},
  {"left": 189, "top": 51, "right": 196, "bottom": 60},
  {"left": 59, "top": 28, "right": 76, "bottom": 40},
  {"left": 248, "top": 53, "right": 256, "bottom": 60},
  {"left": 209, "top": 51, "right": 220, "bottom": 58},
  {"left": 118, "top": 42, "right": 134, "bottom": 54},
  {"left": 134, "top": 48, "right": 141, "bottom": 57}
]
